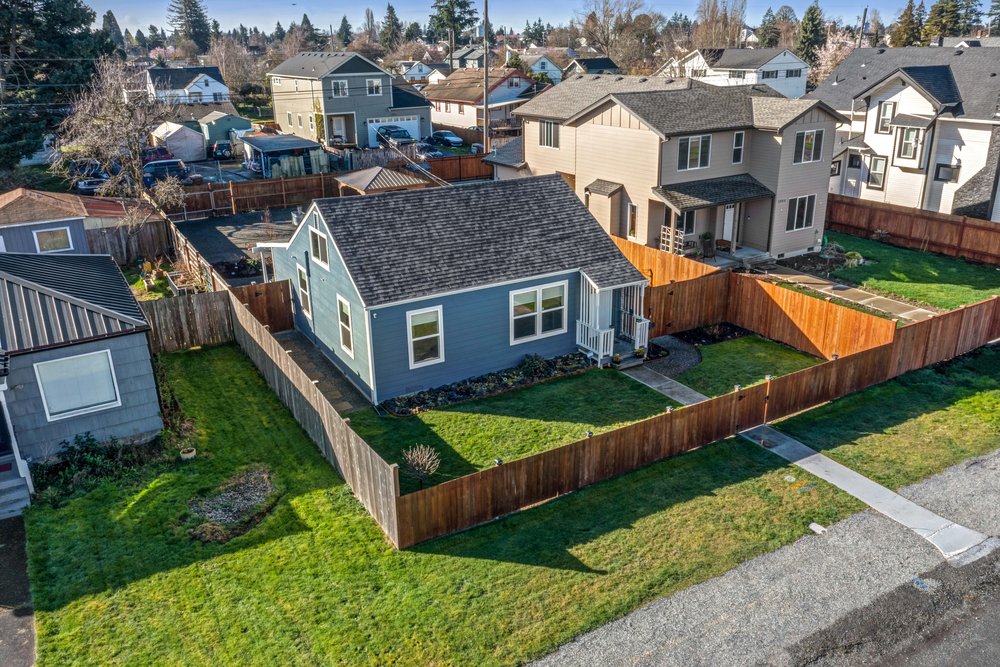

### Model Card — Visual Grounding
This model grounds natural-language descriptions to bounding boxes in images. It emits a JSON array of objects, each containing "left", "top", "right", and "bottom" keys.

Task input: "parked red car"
[{"left": 142, "top": 145, "right": 175, "bottom": 163}]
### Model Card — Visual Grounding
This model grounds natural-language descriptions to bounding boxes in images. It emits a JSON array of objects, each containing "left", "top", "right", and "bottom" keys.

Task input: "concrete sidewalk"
[
  {"left": 742, "top": 425, "right": 995, "bottom": 565},
  {"left": 0, "top": 517, "right": 34, "bottom": 667},
  {"left": 623, "top": 367, "right": 709, "bottom": 406},
  {"left": 767, "top": 265, "right": 937, "bottom": 322}
]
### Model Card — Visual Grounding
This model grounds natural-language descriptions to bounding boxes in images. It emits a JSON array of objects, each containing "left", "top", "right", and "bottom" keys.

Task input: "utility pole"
[
  {"left": 482, "top": 0, "right": 490, "bottom": 153},
  {"left": 858, "top": 7, "right": 868, "bottom": 48}
]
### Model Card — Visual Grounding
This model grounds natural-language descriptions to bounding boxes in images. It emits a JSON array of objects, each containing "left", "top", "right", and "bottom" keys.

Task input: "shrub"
[
  {"left": 845, "top": 251, "right": 864, "bottom": 268},
  {"left": 518, "top": 353, "right": 551, "bottom": 378},
  {"left": 402, "top": 444, "right": 441, "bottom": 489}
]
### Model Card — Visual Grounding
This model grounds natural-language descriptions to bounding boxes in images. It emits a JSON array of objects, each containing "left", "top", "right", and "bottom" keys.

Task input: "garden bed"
[
  {"left": 674, "top": 322, "right": 752, "bottom": 347},
  {"left": 188, "top": 466, "right": 278, "bottom": 543}
]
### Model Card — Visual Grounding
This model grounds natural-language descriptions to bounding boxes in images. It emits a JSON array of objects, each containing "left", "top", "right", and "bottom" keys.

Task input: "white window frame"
[
  {"left": 785, "top": 194, "right": 816, "bottom": 232},
  {"left": 509, "top": 280, "right": 569, "bottom": 345},
  {"left": 680, "top": 209, "right": 696, "bottom": 235},
  {"left": 33, "top": 226, "right": 73, "bottom": 253},
  {"left": 876, "top": 101, "right": 895, "bottom": 134},
  {"left": 584, "top": 191, "right": 590, "bottom": 209},
  {"left": 539, "top": 120, "right": 559, "bottom": 149},
  {"left": 732, "top": 130, "right": 745, "bottom": 164},
  {"left": 336, "top": 295, "right": 354, "bottom": 358},
  {"left": 296, "top": 264, "right": 312, "bottom": 319},
  {"left": 677, "top": 134, "right": 711, "bottom": 170},
  {"left": 868, "top": 156, "right": 887, "bottom": 190},
  {"left": 286, "top": 112, "right": 292, "bottom": 127},
  {"left": 793, "top": 129, "right": 824, "bottom": 164},
  {"left": 898, "top": 127, "right": 919, "bottom": 159},
  {"left": 34, "top": 349, "right": 121, "bottom": 421},
  {"left": 627, "top": 203, "right": 639, "bottom": 238},
  {"left": 309, "top": 227, "right": 329, "bottom": 269},
  {"left": 407, "top": 305, "right": 444, "bottom": 369},
  {"left": 332, "top": 80, "right": 349, "bottom": 97},
  {"left": 366, "top": 78, "right": 383, "bottom": 96}
]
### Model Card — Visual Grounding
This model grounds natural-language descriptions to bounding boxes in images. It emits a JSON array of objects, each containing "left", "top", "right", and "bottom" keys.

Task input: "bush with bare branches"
[{"left": 402, "top": 444, "right": 441, "bottom": 489}]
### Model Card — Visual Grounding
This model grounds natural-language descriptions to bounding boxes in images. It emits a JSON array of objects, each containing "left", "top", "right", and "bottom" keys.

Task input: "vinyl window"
[
  {"left": 539, "top": 120, "right": 559, "bottom": 148},
  {"left": 680, "top": 210, "right": 696, "bottom": 235},
  {"left": 830, "top": 160, "right": 842, "bottom": 177},
  {"left": 511, "top": 282, "right": 567, "bottom": 344},
  {"left": 934, "top": 163, "right": 960, "bottom": 182},
  {"left": 627, "top": 203, "right": 638, "bottom": 237},
  {"left": 308, "top": 115, "right": 315, "bottom": 131},
  {"left": 785, "top": 194, "right": 816, "bottom": 231},
  {"left": 309, "top": 227, "right": 329, "bottom": 268},
  {"left": 732, "top": 131, "right": 745, "bottom": 164},
  {"left": 728, "top": 70, "right": 746, "bottom": 79},
  {"left": 332, "top": 80, "right": 348, "bottom": 97},
  {"left": 785, "top": 69, "right": 802, "bottom": 78},
  {"left": 297, "top": 113, "right": 303, "bottom": 128},
  {"left": 33, "top": 227, "right": 73, "bottom": 253},
  {"left": 868, "top": 156, "right": 887, "bottom": 190},
  {"left": 286, "top": 112, "right": 292, "bottom": 127},
  {"left": 337, "top": 295, "right": 353, "bottom": 357},
  {"left": 677, "top": 135, "right": 711, "bottom": 170},
  {"left": 793, "top": 129, "right": 824, "bottom": 164},
  {"left": 34, "top": 350, "right": 120, "bottom": 421},
  {"left": 848, "top": 153, "right": 862, "bottom": 169},
  {"left": 876, "top": 101, "right": 895, "bottom": 134},
  {"left": 407, "top": 306, "right": 443, "bottom": 368},
  {"left": 366, "top": 79, "right": 382, "bottom": 96},
  {"left": 296, "top": 265, "right": 311, "bottom": 318},
  {"left": 762, "top": 70, "right": 778, "bottom": 79},
  {"left": 898, "top": 128, "right": 919, "bottom": 159}
]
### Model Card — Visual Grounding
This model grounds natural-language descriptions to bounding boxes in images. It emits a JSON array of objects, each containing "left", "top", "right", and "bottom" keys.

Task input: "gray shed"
[{"left": 199, "top": 110, "right": 253, "bottom": 143}]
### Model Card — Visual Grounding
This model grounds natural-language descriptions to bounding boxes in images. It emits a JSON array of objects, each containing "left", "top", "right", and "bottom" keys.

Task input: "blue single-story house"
[
  {"left": 258, "top": 175, "right": 650, "bottom": 403},
  {"left": 0, "top": 253, "right": 163, "bottom": 515}
]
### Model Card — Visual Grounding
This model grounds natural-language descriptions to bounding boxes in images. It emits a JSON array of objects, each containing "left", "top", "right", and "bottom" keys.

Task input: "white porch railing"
[
  {"left": 576, "top": 320, "right": 614, "bottom": 361},
  {"left": 634, "top": 317, "right": 651, "bottom": 352}
]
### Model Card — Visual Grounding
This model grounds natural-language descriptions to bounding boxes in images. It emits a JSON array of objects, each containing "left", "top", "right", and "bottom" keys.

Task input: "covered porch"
[
  {"left": 576, "top": 278, "right": 650, "bottom": 366},
  {"left": 651, "top": 174, "right": 774, "bottom": 265}
]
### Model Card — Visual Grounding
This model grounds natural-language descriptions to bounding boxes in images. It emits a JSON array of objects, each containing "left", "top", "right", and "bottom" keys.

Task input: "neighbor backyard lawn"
[
  {"left": 350, "top": 369, "right": 676, "bottom": 492},
  {"left": 827, "top": 231, "right": 1000, "bottom": 310},
  {"left": 122, "top": 265, "right": 172, "bottom": 301},
  {"left": 25, "top": 343, "right": 1000, "bottom": 666},
  {"left": 673, "top": 335, "right": 822, "bottom": 397}
]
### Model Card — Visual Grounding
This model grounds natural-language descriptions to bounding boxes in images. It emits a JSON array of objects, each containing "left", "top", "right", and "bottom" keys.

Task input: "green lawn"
[
  {"left": 827, "top": 231, "right": 1000, "bottom": 310},
  {"left": 350, "top": 369, "right": 676, "bottom": 492},
  {"left": 777, "top": 345, "right": 1000, "bottom": 490},
  {"left": 122, "top": 265, "right": 172, "bottom": 301},
  {"left": 673, "top": 335, "right": 822, "bottom": 397},
  {"left": 26, "top": 344, "right": 863, "bottom": 666},
  {"left": 775, "top": 281, "right": 898, "bottom": 322}
]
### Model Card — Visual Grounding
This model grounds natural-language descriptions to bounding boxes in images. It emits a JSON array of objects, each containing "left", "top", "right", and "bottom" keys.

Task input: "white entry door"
[
  {"left": 722, "top": 204, "right": 736, "bottom": 243},
  {"left": 330, "top": 116, "right": 347, "bottom": 143}
]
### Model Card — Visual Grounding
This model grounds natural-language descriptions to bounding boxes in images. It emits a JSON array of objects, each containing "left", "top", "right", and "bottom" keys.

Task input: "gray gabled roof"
[
  {"left": 568, "top": 57, "right": 620, "bottom": 73},
  {"left": 268, "top": 51, "right": 385, "bottom": 79},
  {"left": 390, "top": 82, "right": 432, "bottom": 109},
  {"left": 311, "top": 175, "right": 644, "bottom": 306},
  {"left": 696, "top": 48, "right": 796, "bottom": 69},
  {"left": 0, "top": 254, "right": 146, "bottom": 354},
  {"left": 653, "top": 174, "right": 774, "bottom": 211},
  {"left": 514, "top": 74, "right": 693, "bottom": 120},
  {"left": 809, "top": 47, "right": 1000, "bottom": 120},
  {"left": 336, "top": 166, "right": 429, "bottom": 191},
  {"left": 147, "top": 66, "right": 225, "bottom": 90},
  {"left": 482, "top": 136, "right": 525, "bottom": 168},
  {"left": 585, "top": 179, "right": 623, "bottom": 196},
  {"left": 898, "top": 65, "right": 962, "bottom": 105}
]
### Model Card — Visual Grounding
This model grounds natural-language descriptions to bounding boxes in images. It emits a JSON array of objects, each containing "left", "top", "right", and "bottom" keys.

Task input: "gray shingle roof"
[
  {"left": 268, "top": 51, "right": 383, "bottom": 78},
  {"left": 148, "top": 66, "right": 225, "bottom": 90},
  {"left": 942, "top": 37, "right": 1000, "bottom": 47},
  {"left": 0, "top": 254, "right": 146, "bottom": 354},
  {"left": 336, "top": 167, "right": 429, "bottom": 191},
  {"left": 899, "top": 65, "right": 961, "bottom": 105},
  {"left": 585, "top": 179, "right": 623, "bottom": 196},
  {"left": 514, "top": 74, "right": 693, "bottom": 120},
  {"left": 698, "top": 48, "right": 794, "bottom": 69},
  {"left": 161, "top": 101, "right": 239, "bottom": 125},
  {"left": 652, "top": 174, "right": 774, "bottom": 211},
  {"left": 241, "top": 134, "right": 322, "bottom": 152},
  {"left": 889, "top": 113, "right": 935, "bottom": 128},
  {"left": 482, "top": 137, "right": 525, "bottom": 168},
  {"left": 611, "top": 84, "right": 785, "bottom": 136},
  {"left": 568, "top": 57, "right": 620, "bottom": 73},
  {"left": 952, "top": 126, "right": 1000, "bottom": 220},
  {"left": 390, "top": 83, "right": 432, "bottom": 108},
  {"left": 312, "top": 175, "right": 645, "bottom": 306},
  {"left": 809, "top": 47, "right": 1000, "bottom": 120}
]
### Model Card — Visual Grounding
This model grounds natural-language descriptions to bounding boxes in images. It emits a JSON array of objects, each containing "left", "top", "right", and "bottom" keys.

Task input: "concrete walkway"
[
  {"left": 273, "top": 330, "right": 368, "bottom": 413},
  {"left": 623, "top": 366, "right": 709, "bottom": 406},
  {"left": 0, "top": 517, "right": 34, "bottom": 667},
  {"left": 742, "top": 425, "right": 995, "bottom": 565},
  {"left": 767, "top": 265, "right": 937, "bottom": 322}
]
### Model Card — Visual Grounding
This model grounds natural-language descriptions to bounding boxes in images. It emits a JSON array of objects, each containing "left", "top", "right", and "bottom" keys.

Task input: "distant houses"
[
  {"left": 656, "top": 48, "right": 809, "bottom": 99},
  {"left": 423, "top": 67, "right": 536, "bottom": 130},
  {"left": 141, "top": 65, "right": 231, "bottom": 104}
]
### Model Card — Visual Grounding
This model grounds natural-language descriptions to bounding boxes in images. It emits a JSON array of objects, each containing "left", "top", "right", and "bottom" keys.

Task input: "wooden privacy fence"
[
  {"left": 167, "top": 173, "right": 345, "bottom": 220},
  {"left": 426, "top": 154, "right": 493, "bottom": 182},
  {"left": 826, "top": 194, "right": 1000, "bottom": 265},
  {"left": 86, "top": 219, "right": 173, "bottom": 265},
  {"left": 229, "top": 282, "right": 294, "bottom": 332},
  {"left": 612, "top": 237, "right": 721, "bottom": 285}
]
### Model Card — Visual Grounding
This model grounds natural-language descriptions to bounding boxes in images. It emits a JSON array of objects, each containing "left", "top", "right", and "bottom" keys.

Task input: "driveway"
[{"left": 0, "top": 517, "right": 34, "bottom": 667}]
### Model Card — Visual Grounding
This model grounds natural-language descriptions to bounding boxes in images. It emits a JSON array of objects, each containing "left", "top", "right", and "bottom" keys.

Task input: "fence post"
[
  {"left": 763, "top": 375, "right": 772, "bottom": 424},
  {"left": 229, "top": 181, "right": 237, "bottom": 214},
  {"left": 281, "top": 178, "right": 287, "bottom": 207}
]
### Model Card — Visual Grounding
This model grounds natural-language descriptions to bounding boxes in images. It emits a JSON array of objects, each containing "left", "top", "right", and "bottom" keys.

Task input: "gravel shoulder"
[{"left": 532, "top": 445, "right": 1000, "bottom": 667}]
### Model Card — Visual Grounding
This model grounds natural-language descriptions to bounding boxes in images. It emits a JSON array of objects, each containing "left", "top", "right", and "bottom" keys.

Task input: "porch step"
[
  {"left": 0, "top": 482, "right": 29, "bottom": 520},
  {"left": 614, "top": 356, "right": 645, "bottom": 370}
]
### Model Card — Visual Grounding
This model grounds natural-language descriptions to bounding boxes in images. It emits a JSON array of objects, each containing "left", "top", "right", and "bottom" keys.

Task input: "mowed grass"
[
  {"left": 122, "top": 266, "right": 172, "bottom": 301},
  {"left": 777, "top": 345, "right": 1000, "bottom": 490},
  {"left": 26, "top": 344, "right": 862, "bottom": 666},
  {"left": 674, "top": 335, "right": 822, "bottom": 398},
  {"left": 350, "top": 369, "right": 676, "bottom": 493},
  {"left": 827, "top": 231, "right": 1000, "bottom": 310}
]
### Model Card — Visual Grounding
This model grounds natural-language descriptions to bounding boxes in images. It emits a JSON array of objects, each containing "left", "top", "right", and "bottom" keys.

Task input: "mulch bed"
[
  {"left": 382, "top": 353, "right": 591, "bottom": 416},
  {"left": 777, "top": 250, "right": 848, "bottom": 279},
  {"left": 644, "top": 335, "right": 702, "bottom": 377},
  {"left": 674, "top": 323, "right": 752, "bottom": 347},
  {"left": 189, "top": 466, "right": 276, "bottom": 543}
]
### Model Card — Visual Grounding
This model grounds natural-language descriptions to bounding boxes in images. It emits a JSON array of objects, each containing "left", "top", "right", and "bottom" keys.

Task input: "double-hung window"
[
  {"left": 297, "top": 265, "right": 311, "bottom": 318},
  {"left": 876, "top": 101, "right": 895, "bottom": 134},
  {"left": 785, "top": 194, "right": 816, "bottom": 231},
  {"left": 793, "top": 129, "right": 824, "bottom": 164},
  {"left": 286, "top": 112, "right": 292, "bottom": 127},
  {"left": 309, "top": 227, "right": 329, "bottom": 268},
  {"left": 732, "top": 131, "right": 745, "bottom": 164},
  {"left": 407, "top": 306, "right": 443, "bottom": 368},
  {"left": 308, "top": 115, "right": 315, "bottom": 131},
  {"left": 34, "top": 350, "right": 121, "bottom": 421},
  {"left": 785, "top": 69, "right": 802, "bottom": 78},
  {"left": 868, "top": 156, "right": 887, "bottom": 190},
  {"left": 898, "top": 128, "right": 919, "bottom": 159},
  {"left": 297, "top": 113, "right": 303, "bottom": 128},
  {"left": 539, "top": 120, "right": 559, "bottom": 148},
  {"left": 367, "top": 79, "right": 382, "bottom": 96},
  {"left": 729, "top": 70, "right": 746, "bottom": 79},
  {"left": 332, "top": 80, "right": 348, "bottom": 97},
  {"left": 677, "top": 135, "right": 711, "bottom": 170},
  {"left": 762, "top": 70, "right": 778, "bottom": 79},
  {"left": 511, "top": 282, "right": 567, "bottom": 343},
  {"left": 337, "top": 295, "right": 353, "bottom": 357}
]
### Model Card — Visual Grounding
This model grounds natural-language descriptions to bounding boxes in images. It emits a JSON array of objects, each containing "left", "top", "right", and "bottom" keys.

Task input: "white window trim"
[
  {"left": 366, "top": 78, "right": 383, "bottom": 96},
  {"left": 273, "top": 77, "right": 282, "bottom": 85},
  {"left": 34, "top": 349, "right": 121, "bottom": 422},
  {"left": 296, "top": 264, "right": 312, "bottom": 320},
  {"left": 509, "top": 280, "right": 569, "bottom": 346},
  {"left": 678, "top": 134, "right": 711, "bottom": 171},
  {"left": 732, "top": 130, "right": 745, "bottom": 165},
  {"left": 336, "top": 294, "right": 354, "bottom": 359},
  {"left": 297, "top": 113, "right": 303, "bottom": 128},
  {"left": 33, "top": 226, "right": 74, "bottom": 253},
  {"left": 332, "top": 80, "right": 349, "bottom": 97},
  {"left": 309, "top": 227, "right": 330, "bottom": 270},
  {"left": 680, "top": 210, "right": 696, "bottom": 236},
  {"left": 407, "top": 305, "right": 444, "bottom": 369},
  {"left": 785, "top": 194, "right": 816, "bottom": 232},
  {"left": 868, "top": 156, "right": 887, "bottom": 190},
  {"left": 539, "top": 120, "right": 559, "bottom": 149}
]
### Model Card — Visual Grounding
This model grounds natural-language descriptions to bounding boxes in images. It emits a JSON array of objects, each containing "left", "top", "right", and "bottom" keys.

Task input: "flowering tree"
[
  {"left": 810, "top": 29, "right": 854, "bottom": 86},
  {"left": 149, "top": 46, "right": 177, "bottom": 65}
]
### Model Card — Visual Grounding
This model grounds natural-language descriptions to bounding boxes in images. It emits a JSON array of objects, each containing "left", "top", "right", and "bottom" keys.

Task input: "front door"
[
  {"left": 722, "top": 204, "right": 736, "bottom": 243},
  {"left": 330, "top": 116, "right": 347, "bottom": 144}
]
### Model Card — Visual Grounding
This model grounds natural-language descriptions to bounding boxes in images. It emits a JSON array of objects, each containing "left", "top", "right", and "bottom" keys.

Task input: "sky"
[{"left": 90, "top": 0, "right": 881, "bottom": 38}]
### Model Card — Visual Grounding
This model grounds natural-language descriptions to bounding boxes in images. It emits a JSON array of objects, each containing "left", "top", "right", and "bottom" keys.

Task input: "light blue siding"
[
  {"left": 370, "top": 272, "right": 581, "bottom": 400},
  {"left": 0, "top": 218, "right": 90, "bottom": 255},
  {"left": 5, "top": 333, "right": 163, "bottom": 461},
  {"left": 270, "top": 210, "right": 373, "bottom": 398}
]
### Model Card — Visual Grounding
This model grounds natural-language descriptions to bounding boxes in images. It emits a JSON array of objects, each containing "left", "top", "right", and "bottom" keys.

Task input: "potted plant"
[
  {"left": 700, "top": 231, "right": 715, "bottom": 258},
  {"left": 634, "top": 347, "right": 646, "bottom": 358},
  {"left": 611, "top": 353, "right": 623, "bottom": 366},
  {"left": 180, "top": 447, "right": 197, "bottom": 461}
]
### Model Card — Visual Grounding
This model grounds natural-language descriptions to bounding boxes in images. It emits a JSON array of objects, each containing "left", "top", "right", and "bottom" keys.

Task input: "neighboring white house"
[
  {"left": 740, "top": 29, "right": 760, "bottom": 48},
  {"left": 424, "top": 67, "right": 535, "bottom": 128},
  {"left": 813, "top": 47, "right": 1000, "bottom": 222},
  {"left": 143, "top": 66, "right": 230, "bottom": 103},
  {"left": 520, "top": 55, "right": 563, "bottom": 84},
  {"left": 403, "top": 62, "right": 451, "bottom": 83},
  {"left": 657, "top": 48, "right": 809, "bottom": 99}
]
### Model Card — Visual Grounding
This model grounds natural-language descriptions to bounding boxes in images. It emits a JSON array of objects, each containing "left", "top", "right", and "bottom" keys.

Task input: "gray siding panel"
[
  {"left": 0, "top": 218, "right": 90, "bottom": 255},
  {"left": 6, "top": 334, "right": 163, "bottom": 461}
]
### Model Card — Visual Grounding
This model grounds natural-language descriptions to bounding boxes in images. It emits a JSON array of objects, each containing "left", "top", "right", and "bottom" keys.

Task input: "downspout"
[{"left": 365, "top": 308, "right": 378, "bottom": 405}]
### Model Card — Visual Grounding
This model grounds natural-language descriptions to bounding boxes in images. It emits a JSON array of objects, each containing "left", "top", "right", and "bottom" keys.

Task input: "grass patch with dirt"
[
  {"left": 122, "top": 265, "right": 172, "bottom": 301},
  {"left": 673, "top": 335, "right": 822, "bottom": 398}
]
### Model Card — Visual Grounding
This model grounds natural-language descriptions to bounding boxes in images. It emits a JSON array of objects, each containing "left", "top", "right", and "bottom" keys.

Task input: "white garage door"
[{"left": 367, "top": 116, "right": 422, "bottom": 146}]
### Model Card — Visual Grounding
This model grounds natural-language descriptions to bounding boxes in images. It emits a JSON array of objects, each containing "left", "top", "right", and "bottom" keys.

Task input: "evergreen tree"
[
  {"left": 300, "top": 13, "right": 320, "bottom": 49},
  {"left": 238, "top": 24, "right": 249, "bottom": 45},
  {"left": 795, "top": 2, "right": 825, "bottom": 66},
  {"left": 101, "top": 11, "right": 125, "bottom": 48},
  {"left": 758, "top": 7, "right": 779, "bottom": 47},
  {"left": 916, "top": 0, "right": 928, "bottom": 38},
  {"left": 989, "top": 0, "right": 1000, "bottom": 31},
  {"left": 891, "top": 0, "right": 923, "bottom": 45},
  {"left": 430, "top": 0, "right": 478, "bottom": 64},
  {"left": 957, "top": 0, "right": 983, "bottom": 33},
  {"left": 211, "top": 19, "right": 222, "bottom": 39},
  {"left": 922, "top": 0, "right": 963, "bottom": 40},
  {"left": 273, "top": 21, "right": 286, "bottom": 42},
  {"left": 166, "top": 0, "right": 212, "bottom": 52},
  {"left": 381, "top": 4, "right": 403, "bottom": 51},
  {"left": 147, "top": 24, "right": 164, "bottom": 48},
  {"left": 135, "top": 28, "right": 148, "bottom": 49},
  {"left": 404, "top": 21, "right": 423, "bottom": 42},
  {"left": 337, "top": 16, "right": 353, "bottom": 45}
]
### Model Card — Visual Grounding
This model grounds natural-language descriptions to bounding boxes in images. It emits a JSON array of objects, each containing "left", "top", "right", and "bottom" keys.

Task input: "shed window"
[
  {"left": 511, "top": 282, "right": 567, "bottom": 343},
  {"left": 678, "top": 135, "right": 711, "bottom": 170},
  {"left": 332, "top": 80, "right": 348, "bottom": 97},
  {"left": 367, "top": 79, "right": 383, "bottom": 96},
  {"left": 732, "top": 131, "right": 745, "bottom": 164},
  {"left": 539, "top": 120, "right": 559, "bottom": 148},
  {"left": 309, "top": 228, "right": 329, "bottom": 268},
  {"left": 407, "top": 306, "right": 443, "bottom": 368},
  {"left": 35, "top": 350, "right": 120, "bottom": 421},
  {"left": 337, "top": 295, "right": 353, "bottom": 357},
  {"left": 793, "top": 129, "right": 823, "bottom": 164},
  {"left": 33, "top": 227, "right": 73, "bottom": 253},
  {"left": 785, "top": 194, "right": 816, "bottom": 231},
  {"left": 297, "top": 265, "right": 311, "bottom": 318},
  {"left": 868, "top": 156, "right": 887, "bottom": 190}
]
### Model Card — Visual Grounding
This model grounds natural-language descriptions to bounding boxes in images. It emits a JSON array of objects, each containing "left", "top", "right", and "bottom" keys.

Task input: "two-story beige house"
[
  {"left": 813, "top": 48, "right": 1000, "bottom": 222},
  {"left": 488, "top": 75, "right": 844, "bottom": 261}
]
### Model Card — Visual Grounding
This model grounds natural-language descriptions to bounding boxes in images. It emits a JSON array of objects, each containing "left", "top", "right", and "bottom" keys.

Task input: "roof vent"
[
  {"left": 954, "top": 49, "right": 963, "bottom": 55},
  {"left": 615, "top": 76, "right": 624, "bottom": 81},
  {"left": 638, "top": 77, "right": 648, "bottom": 82},
  {"left": 877, "top": 48, "right": 886, "bottom": 54}
]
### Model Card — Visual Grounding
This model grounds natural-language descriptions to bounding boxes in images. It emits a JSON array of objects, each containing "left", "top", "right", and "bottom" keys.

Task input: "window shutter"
[
  {"left": 793, "top": 132, "right": 805, "bottom": 164},
  {"left": 677, "top": 138, "right": 688, "bottom": 170},
  {"left": 700, "top": 136, "right": 711, "bottom": 168},
  {"left": 812, "top": 131, "right": 823, "bottom": 161}
]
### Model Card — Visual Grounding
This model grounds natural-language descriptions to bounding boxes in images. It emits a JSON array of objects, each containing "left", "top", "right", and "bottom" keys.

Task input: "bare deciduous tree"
[
  {"left": 207, "top": 36, "right": 261, "bottom": 97},
  {"left": 402, "top": 444, "right": 441, "bottom": 489}
]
